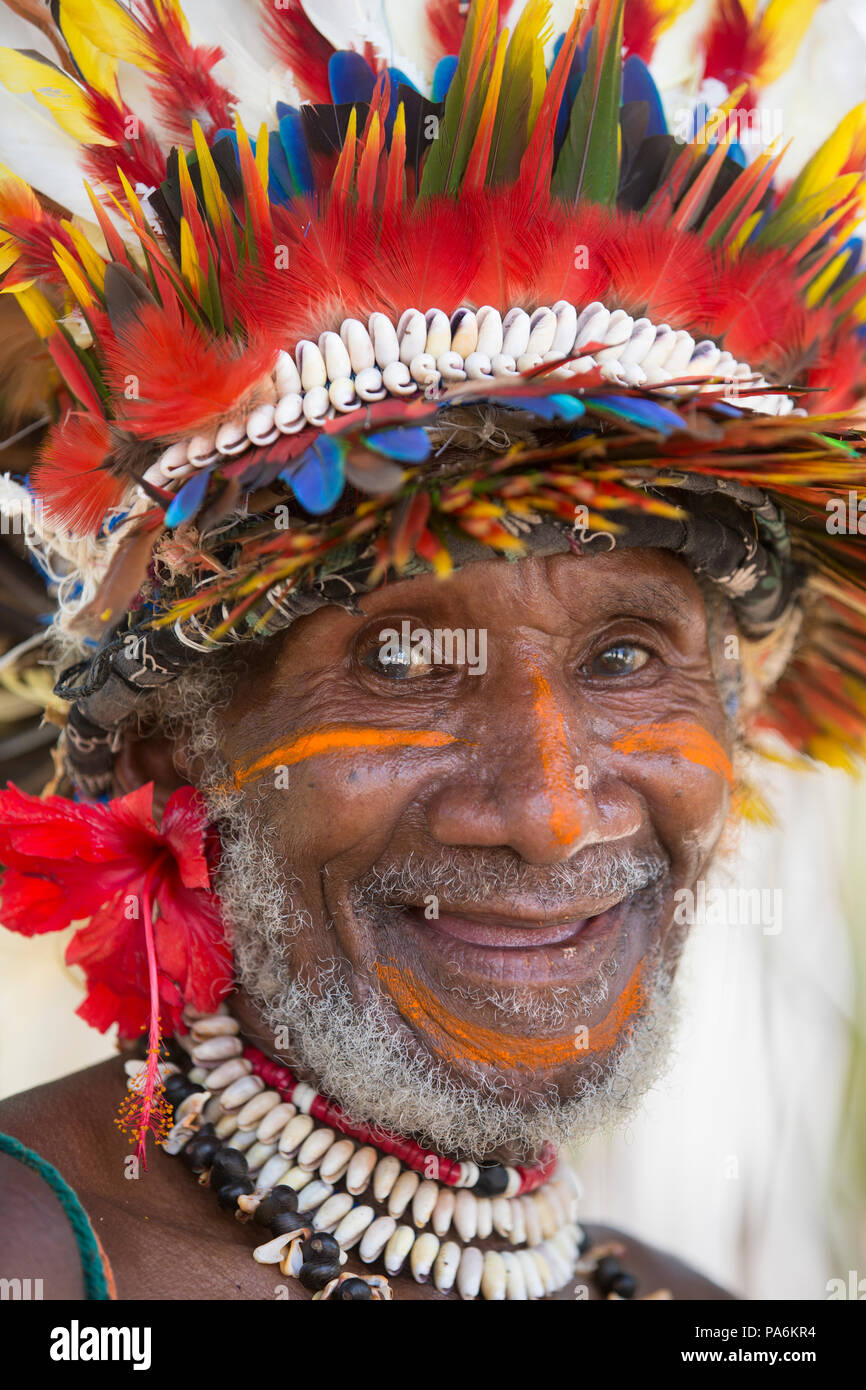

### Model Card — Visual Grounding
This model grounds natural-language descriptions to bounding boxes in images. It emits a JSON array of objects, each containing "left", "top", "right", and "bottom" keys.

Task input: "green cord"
[{"left": 0, "top": 1131, "right": 111, "bottom": 1300}]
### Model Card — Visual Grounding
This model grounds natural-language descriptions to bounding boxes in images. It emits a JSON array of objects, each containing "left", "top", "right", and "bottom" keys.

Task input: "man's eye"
[
  {"left": 364, "top": 643, "right": 434, "bottom": 680},
  {"left": 585, "top": 643, "right": 651, "bottom": 678}
]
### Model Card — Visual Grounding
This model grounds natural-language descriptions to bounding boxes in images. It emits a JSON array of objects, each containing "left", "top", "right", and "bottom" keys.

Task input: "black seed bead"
[
  {"left": 183, "top": 1134, "right": 221, "bottom": 1172},
  {"left": 254, "top": 1187, "right": 300, "bottom": 1228},
  {"left": 216, "top": 1176, "right": 254, "bottom": 1212},
  {"left": 332, "top": 1276, "right": 372, "bottom": 1300},
  {"left": 595, "top": 1256, "right": 623, "bottom": 1295},
  {"left": 196, "top": 1122, "right": 216, "bottom": 1138},
  {"left": 270, "top": 1210, "right": 308, "bottom": 1237},
  {"left": 578, "top": 1228, "right": 592, "bottom": 1256},
  {"left": 302, "top": 1232, "right": 340, "bottom": 1264},
  {"left": 610, "top": 1270, "right": 638, "bottom": 1299},
  {"left": 472, "top": 1165, "right": 509, "bottom": 1197},
  {"left": 298, "top": 1260, "right": 340, "bottom": 1292},
  {"left": 210, "top": 1148, "right": 249, "bottom": 1190},
  {"left": 164, "top": 1072, "right": 199, "bottom": 1105}
]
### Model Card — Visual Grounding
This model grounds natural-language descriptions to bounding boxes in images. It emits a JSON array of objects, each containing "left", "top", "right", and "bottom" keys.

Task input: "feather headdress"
[{"left": 0, "top": 0, "right": 864, "bottom": 777}]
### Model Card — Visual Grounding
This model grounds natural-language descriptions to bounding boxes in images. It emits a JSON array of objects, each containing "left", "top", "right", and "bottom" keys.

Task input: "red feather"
[
  {"left": 261, "top": 0, "right": 335, "bottom": 103},
  {"left": 138, "top": 1, "right": 236, "bottom": 143},
  {"left": 31, "top": 413, "right": 124, "bottom": 536},
  {"left": 105, "top": 306, "right": 279, "bottom": 439},
  {"left": 425, "top": 0, "right": 470, "bottom": 63}
]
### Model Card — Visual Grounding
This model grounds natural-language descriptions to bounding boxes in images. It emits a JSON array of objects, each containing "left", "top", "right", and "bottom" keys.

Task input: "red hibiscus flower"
[{"left": 0, "top": 782, "right": 233, "bottom": 1162}]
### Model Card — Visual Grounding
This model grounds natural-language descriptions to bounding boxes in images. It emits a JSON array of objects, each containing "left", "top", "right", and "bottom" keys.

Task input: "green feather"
[
  {"left": 418, "top": 0, "right": 497, "bottom": 198},
  {"left": 551, "top": 0, "right": 624, "bottom": 206}
]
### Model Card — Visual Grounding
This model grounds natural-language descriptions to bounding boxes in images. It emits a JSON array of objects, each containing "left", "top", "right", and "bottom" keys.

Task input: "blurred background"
[{"left": 1, "top": 0, "right": 865, "bottom": 1301}]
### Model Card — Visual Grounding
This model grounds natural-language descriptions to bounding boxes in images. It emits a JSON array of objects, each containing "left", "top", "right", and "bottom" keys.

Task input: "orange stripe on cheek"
[
  {"left": 232, "top": 725, "right": 466, "bottom": 788},
  {"left": 611, "top": 720, "right": 733, "bottom": 786},
  {"left": 528, "top": 662, "right": 582, "bottom": 846},
  {"left": 375, "top": 959, "right": 645, "bottom": 1073}
]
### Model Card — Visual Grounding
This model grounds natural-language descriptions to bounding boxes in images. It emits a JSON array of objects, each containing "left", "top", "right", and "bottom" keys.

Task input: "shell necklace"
[{"left": 124, "top": 1006, "right": 665, "bottom": 1301}]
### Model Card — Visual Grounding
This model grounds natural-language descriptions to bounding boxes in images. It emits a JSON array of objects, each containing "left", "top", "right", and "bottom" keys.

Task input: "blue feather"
[
  {"left": 365, "top": 427, "right": 431, "bottom": 462},
  {"left": 280, "top": 437, "right": 345, "bottom": 515},
  {"left": 487, "top": 392, "right": 586, "bottom": 422},
  {"left": 276, "top": 106, "right": 315, "bottom": 196},
  {"left": 553, "top": 33, "right": 588, "bottom": 158},
  {"left": 585, "top": 395, "right": 685, "bottom": 434},
  {"left": 431, "top": 56, "right": 458, "bottom": 103},
  {"left": 328, "top": 51, "right": 376, "bottom": 105},
  {"left": 165, "top": 469, "right": 211, "bottom": 528},
  {"left": 725, "top": 140, "right": 746, "bottom": 168},
  {"left": 384, "top": 66, "right": 419, "bottom": 133},
  {"left": 622, "top": 56, "right": 666, "bottom": 137}
]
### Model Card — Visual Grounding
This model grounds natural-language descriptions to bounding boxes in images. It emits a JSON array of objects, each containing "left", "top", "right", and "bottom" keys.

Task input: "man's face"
[{"left": 213, "top": 547, "right": 733, "bottom": 1144}]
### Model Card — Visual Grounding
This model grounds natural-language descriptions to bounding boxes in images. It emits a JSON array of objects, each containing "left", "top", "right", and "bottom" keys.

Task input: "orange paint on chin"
[
  {"left": 375, "top": 959, "right": 645, "bottom": 1073},
  {"left": 528, "top": 661, "right": 582, "bottom": 846},
  {"left": 611, "top": 720, "right": 733, "bottom": 786},
  {"left": 232, "top": 725, "right": 464, "bottom": 788}
]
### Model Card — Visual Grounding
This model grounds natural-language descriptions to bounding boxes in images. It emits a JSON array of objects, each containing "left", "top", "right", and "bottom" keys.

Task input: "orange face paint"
[
  {"left": 375, "top": 959, "right": 645, "bottom": 1074},
  {"left": 611, "top": 720, "right": 733, "bottom": 786},
  {"left": 231, "top": 724, "right": 465, "bottom": 789},
  {"left": 528, "top": 660, "right": 582, "bottom": 846}
]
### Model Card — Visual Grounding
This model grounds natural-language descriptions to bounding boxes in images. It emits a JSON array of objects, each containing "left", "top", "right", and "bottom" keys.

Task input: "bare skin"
[{"left": 0, "top": 547, "right": 737, "bottom": 1299}]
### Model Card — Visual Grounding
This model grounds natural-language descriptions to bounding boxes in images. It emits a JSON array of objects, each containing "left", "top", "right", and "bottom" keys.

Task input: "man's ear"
[{"left": 114, "top": 730, "right": 194, "bottom": 819}]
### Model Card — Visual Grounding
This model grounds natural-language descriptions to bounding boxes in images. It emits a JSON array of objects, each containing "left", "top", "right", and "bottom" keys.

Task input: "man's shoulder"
[{"left": 581, "top": 1222, "right": 736, "bottom": 1301}]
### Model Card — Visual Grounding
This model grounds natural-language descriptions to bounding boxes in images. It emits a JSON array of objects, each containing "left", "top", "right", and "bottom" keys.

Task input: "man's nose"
[{"left": 426, "top": 657, "right": 641, "bottom": 864}]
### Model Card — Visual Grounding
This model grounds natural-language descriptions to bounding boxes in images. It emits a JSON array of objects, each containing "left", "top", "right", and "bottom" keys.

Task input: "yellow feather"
[
  {"left": 254, "top": 122, "right": 270, "bottom": 190},
  {"left": 506, "top": 0, "right": 552, "bottom": 130},
  {"left": 153, "top": 0, "right": 190, "bottom": 43},
  {"left": 0, "top": 48, "right": 111, "bottom": 145},
  {"left": 0, "top": 238, "right": 20, "bottom": 275},
  {"left": 62, "top": 221, "right": 106, "bottom": 292},
  {"left": 806, "top": 248, "right": 852, "bottom": 308},
  {"left": 52, "top": 241, "right": 94, "bottom": 309},
  {"left": 755, "top": 0, "right": 821, "bottom": 88},
  {"left": 179, "top": 217, "right": 200, "bottom": 287},
  {"left": 57, "top": 0, "right": 154, "bottom": 70},
  {"left": 783, "top": 103, "right": 866, "bottom": 206},
  {"left": 192, "top": 120, "right": 232, "bottom": 236},
  {"left": 59, "top": 10, "right": 120, "bottom": 101},
  {"left": 10, "top": 284, "right": 57, "bottom": 338}
]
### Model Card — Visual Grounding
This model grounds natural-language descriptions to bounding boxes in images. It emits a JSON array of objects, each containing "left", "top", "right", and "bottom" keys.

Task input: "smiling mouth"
[{"left": 396, "top": 896, "right": 632, "bottom": 951}]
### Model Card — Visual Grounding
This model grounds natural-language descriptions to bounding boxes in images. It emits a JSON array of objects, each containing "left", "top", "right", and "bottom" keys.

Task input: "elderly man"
[{"left": 0, "top": 0, "right": 864, "bottom": 1304}]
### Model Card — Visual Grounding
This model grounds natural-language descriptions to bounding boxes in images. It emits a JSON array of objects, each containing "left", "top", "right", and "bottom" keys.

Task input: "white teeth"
[
  {"left": 274, "top": 393, "right": 305, "bottom": 432},
  {"left": 490, "top": 351, "right": 518, "bottom": 376}
]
